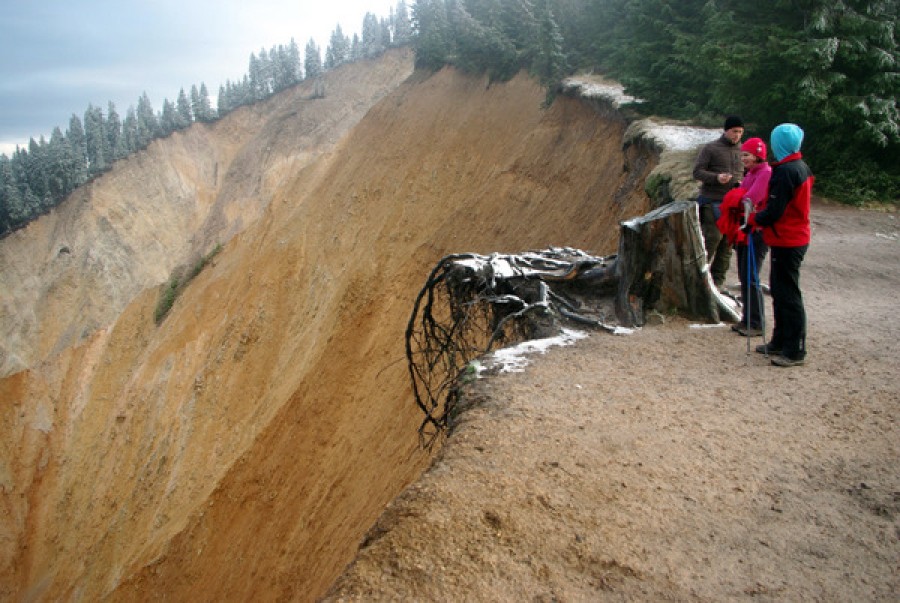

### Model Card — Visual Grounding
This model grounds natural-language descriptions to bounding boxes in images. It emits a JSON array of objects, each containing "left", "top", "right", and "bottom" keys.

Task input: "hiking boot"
[
  {"left": 737, "top": 326, "right": 763, "bottom": 337},
  {"left": 771, "top": 354, "right": 806, "bottom": 368},
  {"left": 756, "top": 343, "right": 782, "bottom": 355}
]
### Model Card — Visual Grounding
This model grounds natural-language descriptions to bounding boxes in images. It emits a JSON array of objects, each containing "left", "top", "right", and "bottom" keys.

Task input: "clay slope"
[
  {"left": 0, "top": 49, "right": 415, "bottom": 378},
  {"left": 0, "top": 59, "right": 656, "bottom": 601}
]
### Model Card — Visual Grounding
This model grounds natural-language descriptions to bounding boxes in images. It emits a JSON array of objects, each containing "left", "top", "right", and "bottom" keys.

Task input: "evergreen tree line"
[
  {"left": 0, "top": 2, "right": 413, "bottom": 238},
  {"left": 411, "top": 0, "right": 898, "bottom": 204},
  {"left": 3, "top": 0, "right": 894, "bottom": 238}
]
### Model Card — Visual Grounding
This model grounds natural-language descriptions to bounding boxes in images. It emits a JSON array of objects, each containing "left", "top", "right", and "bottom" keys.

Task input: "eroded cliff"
[{"left": 1, "top": 50, "right": 657, "bottom": 601}]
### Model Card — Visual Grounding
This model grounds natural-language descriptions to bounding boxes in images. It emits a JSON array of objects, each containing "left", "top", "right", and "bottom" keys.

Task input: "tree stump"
[{"left": 614, "top": 200, "right": 740, "bottom": 326}]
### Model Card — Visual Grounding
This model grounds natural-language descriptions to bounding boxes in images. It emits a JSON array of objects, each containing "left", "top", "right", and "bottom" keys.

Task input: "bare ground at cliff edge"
[{"left": 325, "top": 199, "right": 899, "bottom": 602}]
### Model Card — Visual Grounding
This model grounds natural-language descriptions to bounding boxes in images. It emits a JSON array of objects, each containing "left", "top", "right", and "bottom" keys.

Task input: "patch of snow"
[
  {"left": 565, "top": 76, "right": 719, "bottom": 152},
  {"left": 489, "top": 256, "right": 518, "bottom": 278},
  {"left": 642, "top": 123, "right": 720, "bottom": 152},
  {"left": 483, "top": 328, "right": 589, "bottom": 374},
  {"left": 689, "top": 323, "right": 727, "bottom": 329},
  {"left": 562, "top": 78, "right": 641, "bottom": 108}
]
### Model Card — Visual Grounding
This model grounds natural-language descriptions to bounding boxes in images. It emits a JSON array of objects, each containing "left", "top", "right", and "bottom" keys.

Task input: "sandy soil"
[{"left": 325, "top": 200, "right": 899, "bottom": 601}]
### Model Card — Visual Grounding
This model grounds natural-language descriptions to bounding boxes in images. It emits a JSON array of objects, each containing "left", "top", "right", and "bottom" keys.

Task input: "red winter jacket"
[
  {"left": 716, "top": 187, "right": 749, "bottom": 245},
  {"left": 749, "top": 153, "right": 813, "bottom": 247}
]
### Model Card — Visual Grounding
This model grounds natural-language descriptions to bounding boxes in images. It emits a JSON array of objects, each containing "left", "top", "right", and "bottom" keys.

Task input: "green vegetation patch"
[{"left": 154, "top": 243, "right": 222, "bottom": 325}]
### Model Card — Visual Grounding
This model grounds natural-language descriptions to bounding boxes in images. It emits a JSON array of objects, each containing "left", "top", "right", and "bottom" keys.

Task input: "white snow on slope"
[{"left": 563, "top": 76, "right": 720, "bottom": 152}]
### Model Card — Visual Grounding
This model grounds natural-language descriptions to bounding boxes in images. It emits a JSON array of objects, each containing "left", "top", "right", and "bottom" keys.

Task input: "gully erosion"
[{"left": 0, "top": 48, "right": 669, "bottom": 600}]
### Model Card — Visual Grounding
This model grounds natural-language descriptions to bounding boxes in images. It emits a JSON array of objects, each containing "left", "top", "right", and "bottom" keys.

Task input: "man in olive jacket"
[{"left": 692, "top": 115, "right": 745, "bottom": 290}]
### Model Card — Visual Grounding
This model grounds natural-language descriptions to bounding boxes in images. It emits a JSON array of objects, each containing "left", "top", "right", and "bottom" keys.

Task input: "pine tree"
[
  {"left": 66, "top": 114, "right": 88, "bottom": 183},
  {"left": 136, "top": 92, "right": 159, "bottom": 149},
  {"left": 176, "top": 88, "right": 193, "bottom": 128},
  {"left": 788, "top": 0, "right": 898, "bottom": 199},
  {"left": 381, "top": 17, "right": 393, "bottom": 49},
  {"left": 446, "top": 0, "right": 517, "bottom": 79},
  {"left": 0, "top": 155, "right": 17, "bottom": 235},
  {"left": 362, "top": 13, "right": 384, "bottom": 57},
  {"left": 84, "top": 104, "right": 110, "bottom": 175},
  {"left": 499, "top": 0, "right": 540, "bottom": 70},
  {"left": 195, "top": 83, "right": 214, "bottom": 122},
  {"left": 565, "top": 0, "right": 628, "bottom": 71},
  {"left": 159, "top": 99, "right": 179, "bottom": 136},
  {"left": 258, "top": 48, "right": 274, "bottom": 96},
  {"left": 305, "top": 38, "right": 323, "bottom": 79},
  {"left": 25, "top": 137, "right": 51, "bottom": 208},
  {"left": 218, "top": 84, "right": 231, "bottom": 116},
  {"left": 190, "top": 85, "right": 203, "bottom": 122},
  {"left": 271, "top": 45, "right": 288, "bottom": 91},
  {"left": 239, "top": 75, "right": 253, "bottom": 106},
  {"left": 288, "top": 38, "right": 303, "bottom": 83},
  {"left": 326, "top": 24, "right": 351, "bottom": 69},
  {"left": 413, "top": 0, "right": 454, "bottom": 70},
  {"left": 1, "top": 153, "right": 26, "bottom": 230},
  {"left": 803, "top": 0, "right": 898, "bottom": 148},
  {"left": 11, "top": 145, "right": 41, "bottom": 221},
  {"left": 122, "top": 108, "right": 139, "bottom": 154},
  {"left": 614, "top": 0, "right": 710, "bottom": 116},
  {"left": 106, "top": 102, "right": 126, "bottom": 160},
  {"left": 248, "top": 52, "right": 262, "bottom": 100},
  {"left": 393, "top": 1, "right": 413, "bottom": 46},
  {"left": 532, "top": 0, "right": 567, "bottom": 99},
  {"left": 46, "top": 127, "right": 71, "bottom": 200}
]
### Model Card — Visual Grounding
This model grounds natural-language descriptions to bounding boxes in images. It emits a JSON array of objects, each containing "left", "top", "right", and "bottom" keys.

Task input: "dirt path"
[{"left": 325, "top": 200, "right": 899, "bottom": 601}]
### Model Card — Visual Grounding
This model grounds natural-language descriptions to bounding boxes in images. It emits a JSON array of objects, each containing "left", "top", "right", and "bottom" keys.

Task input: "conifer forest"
[{"left": 1, "top": 0, "right": 896, "bottom": 237}]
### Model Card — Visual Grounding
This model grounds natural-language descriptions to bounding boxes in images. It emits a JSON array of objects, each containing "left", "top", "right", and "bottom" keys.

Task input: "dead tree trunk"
[{"left": 615, "top": 200, "right": 740, "bottom": 327}]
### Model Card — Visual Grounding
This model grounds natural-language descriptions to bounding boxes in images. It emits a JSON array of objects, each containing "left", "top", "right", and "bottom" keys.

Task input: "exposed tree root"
[
  {"left": 405, "top": 248, "right": 618, "bottom": 444},
  {"left": 405, "top": 201, "right": 740, "bottom": 444}
]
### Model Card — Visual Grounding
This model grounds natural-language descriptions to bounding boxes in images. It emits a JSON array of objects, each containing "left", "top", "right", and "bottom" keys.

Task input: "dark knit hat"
[{"left": 724, "top": 115, "right": 744, "bottom": 131}]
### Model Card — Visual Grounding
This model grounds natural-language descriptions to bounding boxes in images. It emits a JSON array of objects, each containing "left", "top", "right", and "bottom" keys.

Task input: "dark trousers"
[
  {"left": 736, "top": 232, "right": 768, "bottom": 329},
  {"left": 769, "top": 245, "right": 808, "bottom": 359},
  {"left": 698, "top": 200, "right": 732, "bottom": 287}
]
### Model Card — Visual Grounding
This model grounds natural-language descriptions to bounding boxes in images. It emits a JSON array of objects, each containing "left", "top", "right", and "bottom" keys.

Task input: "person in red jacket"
[
  {"left": 747, "top": 123, "right": 813, "bottom": 367},
  {"left": 717, "top": 137, "right": 772, "bottom": 336}
]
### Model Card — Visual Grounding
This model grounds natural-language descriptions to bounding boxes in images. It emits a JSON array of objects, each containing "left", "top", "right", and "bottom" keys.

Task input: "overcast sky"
[{"left": 0, "top": 0, "right": 399, "bottom": 156}]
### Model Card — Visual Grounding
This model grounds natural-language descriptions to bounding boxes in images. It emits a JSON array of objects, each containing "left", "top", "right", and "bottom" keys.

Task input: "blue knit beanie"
[{"left": 770, "top": 123, "right": 804, "bottom": 161}]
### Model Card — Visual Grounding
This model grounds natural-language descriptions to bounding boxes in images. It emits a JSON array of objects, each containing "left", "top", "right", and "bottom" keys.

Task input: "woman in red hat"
[{"left": 720, "top": 137, "right": 771, "bottom": 336}]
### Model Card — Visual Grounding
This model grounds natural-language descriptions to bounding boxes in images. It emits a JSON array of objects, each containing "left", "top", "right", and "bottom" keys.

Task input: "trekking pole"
[
  {"left": 754, "top": 232, "right": 768, "bottom": 353},
  {"left": 746, "top": 231, "right": 754, "bottom": 356},
  {"left": 746, "top": 229, "right": 768, "bottom": 357},
  {"left": 743, "top": 201, "right": 753, "bottom": 356}
]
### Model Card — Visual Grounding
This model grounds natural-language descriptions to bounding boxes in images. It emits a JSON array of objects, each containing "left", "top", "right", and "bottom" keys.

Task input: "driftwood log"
[{"left": 406, "top": 201, "right": 739, "bottom": 441}]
